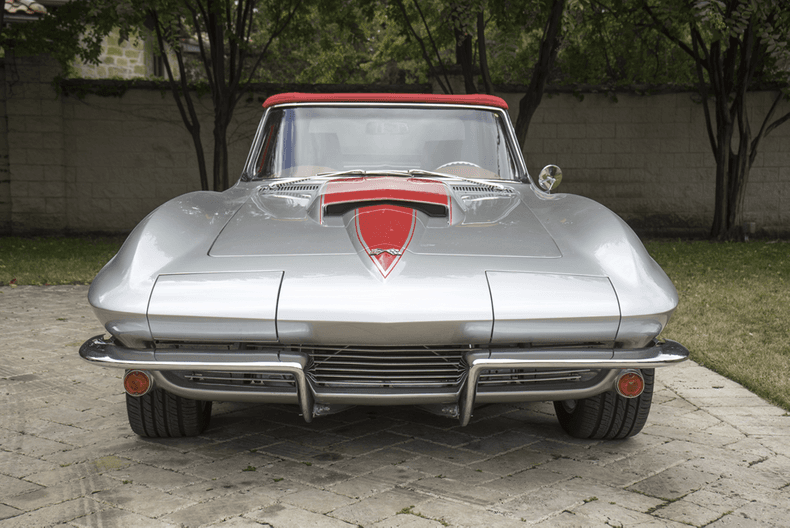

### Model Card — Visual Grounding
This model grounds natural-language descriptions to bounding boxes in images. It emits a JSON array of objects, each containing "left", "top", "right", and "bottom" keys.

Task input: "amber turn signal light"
[
  {"left": 124, "top": 370, "right": 153, "bottom": 397},
  {"left": 616, "top": 370, "right": 644, "bottom": 398}
]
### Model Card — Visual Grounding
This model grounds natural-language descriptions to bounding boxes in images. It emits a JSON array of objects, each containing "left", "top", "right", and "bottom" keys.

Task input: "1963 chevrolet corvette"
[{"left": 80, "top": 93, "right": 688, "bottom": 439}]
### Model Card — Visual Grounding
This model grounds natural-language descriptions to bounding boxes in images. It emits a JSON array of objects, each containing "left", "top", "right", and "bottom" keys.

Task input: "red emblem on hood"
[{"left": 355, "top": 204, "right": 416, "bottom": 277}]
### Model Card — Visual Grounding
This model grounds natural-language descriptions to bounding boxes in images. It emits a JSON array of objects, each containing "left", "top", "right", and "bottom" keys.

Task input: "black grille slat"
[
  {"left": 313, "top": 368, "right": 464, "bottom": 377},
  {"left": 304, "top": 345, "right": 467, "bottom": 389},
  {"left": 314, "top": 371, "right": 465, "bottom": 379},
  {"left": 179, "top": 371, "right": 297, "bottom": 390},
  {"left": 478, "top": 368, "right": 598, "bottom": 388}
]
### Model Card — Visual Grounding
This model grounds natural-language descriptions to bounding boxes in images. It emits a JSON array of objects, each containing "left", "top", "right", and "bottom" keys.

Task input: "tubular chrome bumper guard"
[{"left": 80, "top": 336, "right": 689, "bottom": 426}]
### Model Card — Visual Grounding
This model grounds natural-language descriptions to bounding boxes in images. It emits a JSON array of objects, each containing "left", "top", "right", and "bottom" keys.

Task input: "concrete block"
[
  {"left": 556, "top": 125, "right": 586, "bottom": 139},
  {"left": 630, "top": 138, "right": 662, "bottom": 154},
  {"left": 615, "top": 152, "right": 647, "bottom": 169},
  {"left": 522, "top": 138, "right": 543, "bottom": 156},
  {"left": 748, "top": 167, "right": 779, "bottom": 183},
  {"left": 660, "top": 136, "right": 690, "bottom": 153},
  {"left": 615, "top": 124, "right": 646, "bottom": 139},
  {"left": 643, "top": 152, "right": 673, "bottom": 170},
  {"left": 528, "top": 123, "right": 557, "bottom": 139},
  {"left": 587, "top": 123, "right": 615, "bottom": 138},
  {"left": 40, "top": 182, "right": 65, "bottom": 199},
  {"left": 572, "top": 138, "right": 601, "bottom": 153},
  {"left": 762, "top": 151, "right": 790, "bottom": 167},
  {"left": 672, "top": 152, "right": 706, "bottom": 168},
  {"left": 9, "top": 165, "right": 45, "bottom": 181},
  {"left": 585, "top": 153, "right": 616, "bottom": 169}
]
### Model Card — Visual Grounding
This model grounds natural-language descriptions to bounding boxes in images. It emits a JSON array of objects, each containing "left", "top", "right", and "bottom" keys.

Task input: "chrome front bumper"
[{"left": 80, "top": 336, "right": 689, "bottom": 426}]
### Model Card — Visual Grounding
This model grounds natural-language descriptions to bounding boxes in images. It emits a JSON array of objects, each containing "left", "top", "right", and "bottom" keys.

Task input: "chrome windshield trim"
[{"left": 243, "top": 105, "right": 526, "bottom": 184}]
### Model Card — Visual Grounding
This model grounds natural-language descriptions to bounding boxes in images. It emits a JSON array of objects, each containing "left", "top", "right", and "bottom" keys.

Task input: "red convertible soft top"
[{"left": 262, "top": 92, "right": 508, "bottom": 110}]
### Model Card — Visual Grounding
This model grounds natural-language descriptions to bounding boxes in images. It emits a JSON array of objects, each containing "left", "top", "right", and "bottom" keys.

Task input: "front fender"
[
  {"left": 528, "top": 190, "right": 678, "bottom": 347},
  {"left": 88, "top": 190, "right": 246, "bottom": 347}
]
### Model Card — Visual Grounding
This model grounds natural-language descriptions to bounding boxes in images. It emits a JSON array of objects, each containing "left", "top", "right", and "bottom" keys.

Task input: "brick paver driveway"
[{"left": 2, "top": 285, "right": 789, "bottom": 527}]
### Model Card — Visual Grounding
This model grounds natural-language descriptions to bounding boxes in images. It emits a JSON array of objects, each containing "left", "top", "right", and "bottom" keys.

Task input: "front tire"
[
  {"left": 126, "top": 388, "right": 212, "bottom": 438},
  {"left": 553, "top": 369, "right": 654, "bottom": 439}
]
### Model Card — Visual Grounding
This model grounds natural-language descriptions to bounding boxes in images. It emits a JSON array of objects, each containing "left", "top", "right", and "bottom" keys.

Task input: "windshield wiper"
[
  {"left": 404, "top": 169, "right": 509, "bottom": 190},
  {"left": 314, "top": 169, "right": 367, "bottom": 178},
  {"left": 264, "top": 169, "right": 509, "bottom": 191}
]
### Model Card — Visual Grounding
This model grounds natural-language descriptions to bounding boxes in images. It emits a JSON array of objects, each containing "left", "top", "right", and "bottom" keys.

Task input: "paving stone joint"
[{"left": 1, "top": 285, "right": 789, "bottom": 527}]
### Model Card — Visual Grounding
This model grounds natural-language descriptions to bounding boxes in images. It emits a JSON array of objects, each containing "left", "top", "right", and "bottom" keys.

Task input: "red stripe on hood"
[{"left": 323, "top": 176, "right": 449, "bottom": 209}]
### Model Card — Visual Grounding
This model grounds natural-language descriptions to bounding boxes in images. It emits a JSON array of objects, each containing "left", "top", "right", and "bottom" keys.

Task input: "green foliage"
[
  {"left": 1, "top": 2, "right": 139, "bottom": 74},
  {"left": 692, "top": 0, "right": 790, "bottom": 88},
  {"left": 557, "top": 0, "right": 696, "bottom": 87}
]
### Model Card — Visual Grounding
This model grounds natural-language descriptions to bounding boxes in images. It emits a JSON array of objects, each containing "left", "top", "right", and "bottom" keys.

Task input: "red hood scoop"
[{"left": 322, "top": 176, "right": 450, "bottom": 218}]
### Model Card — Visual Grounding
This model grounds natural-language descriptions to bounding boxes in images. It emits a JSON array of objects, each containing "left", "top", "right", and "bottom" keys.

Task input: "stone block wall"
[
  {"left": 2, "top": 56, "right": 789, "bottom": 237},
  {"left": 71, "top": 29, "right": 178, "bottom": 80},
  {"left": 59, "top": 89, "right": 262, "bottom": 232},
  {"left": 71, "top": 29, "right": 148, "bottom": 79},
  {"left": 498, "top": 91, "right": 790, "bottom": 236},
  {"left": 2, "top": 56, "right": 68, "bottom": 233},
  {"left": 0, "top": 65, "right": 9, "bottom": 234},
  {"left": 1, "top": 55, "right": 263, "bottom": 234}
]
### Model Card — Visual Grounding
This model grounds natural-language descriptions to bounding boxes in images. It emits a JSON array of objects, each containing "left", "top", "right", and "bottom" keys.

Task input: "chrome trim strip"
[
  {"left": 79, "top": 336, "right": 314, "bottom": 422},
  {"left": 458, "top": 339, "right": 689, "bottom": 425}
]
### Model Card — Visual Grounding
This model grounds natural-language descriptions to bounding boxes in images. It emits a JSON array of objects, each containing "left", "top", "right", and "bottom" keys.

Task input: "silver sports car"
[{"left": 80, "top": 93, "right": 688, "bottom": 440}]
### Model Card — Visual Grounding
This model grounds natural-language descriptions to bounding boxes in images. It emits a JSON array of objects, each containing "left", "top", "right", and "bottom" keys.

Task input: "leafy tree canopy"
[{"left": 1, "top": 2, "right": 137, "bottom": 75}]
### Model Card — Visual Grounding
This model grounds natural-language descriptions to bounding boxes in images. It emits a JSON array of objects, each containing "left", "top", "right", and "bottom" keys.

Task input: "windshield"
[{"left": 251, "top": 106, "right": 521, "bottom": 181}]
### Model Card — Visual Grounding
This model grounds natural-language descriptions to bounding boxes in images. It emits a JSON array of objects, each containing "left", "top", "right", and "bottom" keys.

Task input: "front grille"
[
  {"left": 302, "top": 345, "right": 467, "bottom": 389},
  {"left": 156, "top": 342, "right": 606, "bottom": 395},
  {"left": 478, "top": 368, "right": 601, "bottom": 389}
]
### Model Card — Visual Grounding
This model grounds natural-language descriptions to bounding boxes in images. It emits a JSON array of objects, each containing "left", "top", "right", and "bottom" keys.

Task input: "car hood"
[{"left": 209, "top": 176, "right": 561, "bottom": 259}]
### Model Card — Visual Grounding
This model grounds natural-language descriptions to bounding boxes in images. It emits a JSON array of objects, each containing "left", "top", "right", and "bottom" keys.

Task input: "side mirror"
[{"left": 538, "top": 165, "right": 562, "bottom": 192}]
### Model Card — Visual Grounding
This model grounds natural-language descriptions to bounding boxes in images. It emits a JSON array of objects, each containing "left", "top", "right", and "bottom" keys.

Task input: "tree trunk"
[
  {"left": 477, "top": 11, "right": 493, "bottom": 95},
  {"left": 455, "top": 28, "right": 476, "bottom": 94},
  {"left": 212, "top": 120, "right": 228, "bottom": 192},
  {"left": 514, "top": 0, "right": 565, "bottom": 148},
  {"left": 150, "top": 10, "right": 210, "bottom": 192},
  {"left": 709, "top": 117, "right": 734, "bottom": 238}
]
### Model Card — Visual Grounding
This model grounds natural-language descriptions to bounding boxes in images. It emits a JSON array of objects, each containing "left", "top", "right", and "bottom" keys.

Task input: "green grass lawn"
[
  {"left": 0, "top": 236, "right": 125, "bottom": 286},
  {"left": 644, "top": 239, "right": 790, "bottom": 411},
  {"left": 2, "top": 235, "right": 789, "bottom": 410}
]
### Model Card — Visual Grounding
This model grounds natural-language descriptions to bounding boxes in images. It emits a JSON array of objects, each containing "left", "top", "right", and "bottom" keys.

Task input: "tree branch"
[
  {"left": 412, "top": 0, "right": 452, "bottom": 93},
  {"left": 477, "top": 11, "right": 493, "bottom": 95},
  {"left": 750, "top": 91, "right": 790, "bottom": 165},
  {"left": 236, "top": 0, "right": 303, "bottom": 107},
  {"left": 393, "top": 0, "right": 450, "bottom": 93},
  {"left": 150, "top": 8, "right": 208, "bottom": 191},
  {"left": 185, "top": 1, "right": 215, "bottom": 90},
  {"left": 692, "top": 31, "right": 717, "bottom": 155},
  {"left": 640, "top": 1, "right": 697, "bottom": 60}
]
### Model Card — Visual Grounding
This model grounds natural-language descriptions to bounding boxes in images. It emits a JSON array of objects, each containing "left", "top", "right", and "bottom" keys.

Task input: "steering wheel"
[{"left": 435, "top": 160, "right": 482, "bottom": 170}]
